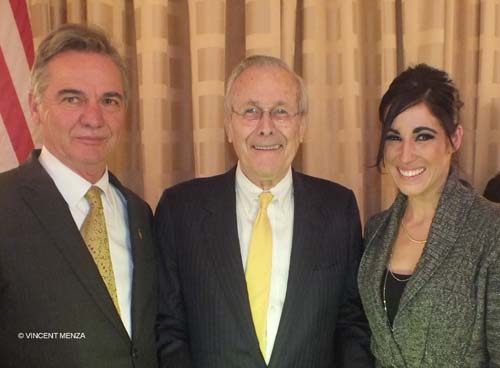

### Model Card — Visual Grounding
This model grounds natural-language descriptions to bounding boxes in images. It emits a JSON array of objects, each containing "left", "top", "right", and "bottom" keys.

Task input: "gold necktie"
[
  {"left": 81, "top": 186, "right": 121, "bottom": 315},
  {"left": 246, "top": 192, "right": 273, "bottom": 359}
]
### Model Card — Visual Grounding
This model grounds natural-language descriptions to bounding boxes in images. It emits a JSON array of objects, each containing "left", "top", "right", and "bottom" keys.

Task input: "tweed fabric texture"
[
  {"left": 81, "top": 186, "right": 120, "bottom": 315},
  {"left": 358, "top": 170, "right": 500, "bottom": 367}
]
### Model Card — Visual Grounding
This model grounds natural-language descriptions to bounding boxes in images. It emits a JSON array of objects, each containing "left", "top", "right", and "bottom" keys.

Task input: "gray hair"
[
  {"left": 31, "top": 23, "right": 128, "bottom": 102},
  {"left": 224, "top": 55, "right": 308, "bottom": 115}
]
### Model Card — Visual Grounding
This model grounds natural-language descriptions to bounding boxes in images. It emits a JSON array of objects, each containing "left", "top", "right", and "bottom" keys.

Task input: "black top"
[{"left": 382, "top": 269, "right": 411, "bottom": 327}]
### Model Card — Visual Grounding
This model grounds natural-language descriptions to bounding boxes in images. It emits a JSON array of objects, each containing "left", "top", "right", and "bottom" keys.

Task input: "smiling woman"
[{"left": 358, "top": 64, "right": 500, "bottom": 367}]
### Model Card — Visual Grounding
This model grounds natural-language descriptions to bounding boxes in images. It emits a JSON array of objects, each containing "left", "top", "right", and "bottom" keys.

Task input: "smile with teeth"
[
  {"left": 398, "top": 167, "right": 425, "bottom": 177},
  {"left": 252, "top": 144, "right": 282, "bottom": 150}
]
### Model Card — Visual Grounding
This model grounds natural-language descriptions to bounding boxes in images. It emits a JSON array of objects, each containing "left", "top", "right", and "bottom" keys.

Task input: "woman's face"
[{"left": 383, "top": 102, "right": 463, "bottom": 202}]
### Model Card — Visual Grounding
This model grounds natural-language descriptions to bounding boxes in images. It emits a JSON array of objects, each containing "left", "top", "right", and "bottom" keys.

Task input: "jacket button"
[{"left": 131, "top": 346, "right": 139, "bottom": 359}]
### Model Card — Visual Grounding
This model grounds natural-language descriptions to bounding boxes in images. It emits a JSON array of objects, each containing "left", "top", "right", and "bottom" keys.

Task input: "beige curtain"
[{"left": 27, "top": 0, "right": 500, "bottom": 223}]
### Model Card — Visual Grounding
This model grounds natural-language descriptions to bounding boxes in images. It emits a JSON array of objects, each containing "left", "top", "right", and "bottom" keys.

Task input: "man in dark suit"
[
  {"left": 0, "top": 24, "right": 157, "bottom": 367},
  {"left": 484, "top": 172, "right": 500, "bottom": 203},
  {"left": 155, "top": 55, "right": 372, "bottom": 367}
]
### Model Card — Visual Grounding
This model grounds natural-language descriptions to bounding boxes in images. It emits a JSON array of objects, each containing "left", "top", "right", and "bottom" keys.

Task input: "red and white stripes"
[{"left": 0, "top": 0, "right": 36, "bottom": 172}]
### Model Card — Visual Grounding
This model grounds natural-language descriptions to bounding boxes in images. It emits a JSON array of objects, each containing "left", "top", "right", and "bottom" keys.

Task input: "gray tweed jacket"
[{"left": 358, "top": 171, "right": 500, "bottom": 367}]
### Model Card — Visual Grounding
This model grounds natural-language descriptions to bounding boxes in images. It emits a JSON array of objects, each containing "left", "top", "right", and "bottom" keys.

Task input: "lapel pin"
[{"left": 137, "top": 228, "right": 143, "bottom": 240}]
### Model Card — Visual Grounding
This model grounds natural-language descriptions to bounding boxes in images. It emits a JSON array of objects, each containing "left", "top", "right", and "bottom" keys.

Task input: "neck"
[
  {"left": 257, "top": 179, "right": 276, "bottom": 191},
  {"left": 239, "top": 164, "right": 290, "bottom": 191},
  {"left": 72, "top": 165, "right": 106, "bottom": 184},
  {"left": 404, "top": 194, "right": 439, "bottom": 225}
]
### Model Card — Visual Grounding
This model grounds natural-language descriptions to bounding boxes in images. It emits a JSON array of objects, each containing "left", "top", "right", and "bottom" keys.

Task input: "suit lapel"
[
  {"left": 269, "top": 172, "right": 325, "bottom": 366},
  {"left": 203, "top": 169, "right": 259, "bottom": 350},
  {"left": 110, "top": 174, "right": 155, "bottom": 341},
  {"left": 398, "top": 172, "right": 474, "bottom": 314},
  {"left": 360, "top": 198, "right": 407, "bottom": 366},
  {"left": 18, "top": 155, "right": 128, "bottom": 340}
]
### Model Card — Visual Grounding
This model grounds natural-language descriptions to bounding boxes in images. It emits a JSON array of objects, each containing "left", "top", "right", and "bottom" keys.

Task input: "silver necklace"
[
  {"left": 388, "top": 266, "right": 411, "bottom": 282},
  {"left": 382, "top": 267, "right": 411, "bottom": 328}
]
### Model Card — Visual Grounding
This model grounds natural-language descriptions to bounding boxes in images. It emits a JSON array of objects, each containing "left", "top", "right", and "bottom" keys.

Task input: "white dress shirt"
[
  {"left": 235, "top": 163, "right": 294, "bottom": 363},
  {"left": 39, "top": 146, "right": 133, "bottom": 337}
]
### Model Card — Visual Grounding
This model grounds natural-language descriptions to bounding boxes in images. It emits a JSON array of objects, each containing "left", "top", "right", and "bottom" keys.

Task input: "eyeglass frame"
[{"left": 230, "top": 104, "right": 303, "bottom": 123}]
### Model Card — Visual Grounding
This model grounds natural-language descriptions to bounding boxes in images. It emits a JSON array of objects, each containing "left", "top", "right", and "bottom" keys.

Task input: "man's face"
[
  {"left": 225, "top": 65, "right": 306, "bottom": 189},
  {"left": 30, "top": 51, "right": 125, "bottom": 182}
]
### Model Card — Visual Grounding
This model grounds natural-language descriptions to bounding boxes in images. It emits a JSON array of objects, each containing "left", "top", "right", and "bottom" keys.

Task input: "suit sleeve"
[
  {"left": 483, "top": 175, "right": 500, "bottom": 203},
  {"left": 155, "top": 191, "right": 193, "bottom": 368},
  {"left": 334, "top": 192, "right": 374, "bottom": 367}
]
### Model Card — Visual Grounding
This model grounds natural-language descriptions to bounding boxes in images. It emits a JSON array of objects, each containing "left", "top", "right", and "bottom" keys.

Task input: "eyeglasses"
[{"left": 231, "top": 105, "right": 301, "bottom": 123}]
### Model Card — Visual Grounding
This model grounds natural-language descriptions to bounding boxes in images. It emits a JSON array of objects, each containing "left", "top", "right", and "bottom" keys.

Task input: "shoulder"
[
  {"left": 469, "top": 192, "right": 500, "bottom": 229},
  {"left": 293, "top": 171, "right": 356, "bottom": 205},
  {"left": 0, "top": 167, "right": 23, "bottom": 212},
  {"left": 161, "top": 171, "right": 230, "bottom": 202},
  {"left": 109, "top": 172, "right": 153, "bottom": 217},
  {"left": 166, "top": 172, "right": 228, "bottom": 197},
  {"left": 156, "top": 170, "right": 233, "bottom": 215},
  {"left": 0, "top": 166, "right": 20, "bottom": 188},
  {"left": 364, "top": 208, "right": 392, "bottom": 238},
  {"left": 0, "top": 162, "right": 38, "bottom": 201}
]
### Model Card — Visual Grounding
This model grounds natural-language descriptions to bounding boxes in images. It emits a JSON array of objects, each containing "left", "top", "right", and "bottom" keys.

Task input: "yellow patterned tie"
[
  {"left": 81, "top": 186, "right": 121, "bottom": 315},
  {"left": 246, "top": 192, "right": 273, "bottom": 359}
]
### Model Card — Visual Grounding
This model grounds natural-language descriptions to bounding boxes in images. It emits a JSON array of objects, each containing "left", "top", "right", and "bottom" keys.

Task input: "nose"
[
  {"left": 399, "top": 139, "right": 416, "bottom": 163},
  {"left": 257, "top": 111, "right": 275, "bottom": 136},
  {"left": 80, "top": 100, "right": 105, "bottom": 128}
]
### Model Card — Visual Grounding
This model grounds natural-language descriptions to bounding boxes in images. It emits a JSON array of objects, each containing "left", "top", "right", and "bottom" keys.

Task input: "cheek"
[{"left": 110, "top": 122, "right": 124, "bottom": 137}]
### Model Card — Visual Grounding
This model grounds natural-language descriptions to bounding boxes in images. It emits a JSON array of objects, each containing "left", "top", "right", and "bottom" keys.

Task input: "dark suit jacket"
[
  {"left": 155, "top": 168, "right": 373, "bottom": 368},
  {"left": 0, "top": 152, "right": 158, "bottom": 368},
  {"left": 484, "top": 173, "right": 500, "bottom": 203},
  {"left": 358, "top": 171, "right": 500, "bottom": 367}
]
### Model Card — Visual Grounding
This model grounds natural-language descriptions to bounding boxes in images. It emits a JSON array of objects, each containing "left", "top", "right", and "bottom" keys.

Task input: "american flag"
[{"left": 0, "top": 0, "right": 37, "bottom": 173}]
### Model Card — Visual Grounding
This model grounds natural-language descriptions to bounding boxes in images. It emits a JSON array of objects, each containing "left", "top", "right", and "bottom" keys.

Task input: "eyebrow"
[
  {"left": 102, "top": 91, "right": 124, "bottom": 101},
  {"left": 413, "top": 126, "right": 438, "bottom": 134},
  {"left": 387, "top": 126, "right": 438, "bottom": 134},
  {"left": 57, "top": 89, "right": 84, "bottom": 97},
  {"left": 56, "top": 89, "right": 123, "bottom": 101}
]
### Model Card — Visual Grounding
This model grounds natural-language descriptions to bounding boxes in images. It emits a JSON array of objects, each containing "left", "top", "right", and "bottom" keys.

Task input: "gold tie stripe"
[
  {"left": 246, "top": 192, "right": 273, "bottom": 359},
  {"left": 81, "top": 186, "right": 121, "bottom": 315}
]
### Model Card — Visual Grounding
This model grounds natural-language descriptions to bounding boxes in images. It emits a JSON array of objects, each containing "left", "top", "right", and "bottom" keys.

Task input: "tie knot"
[
  {"left": 259, "top": 192, "right": 273, "bottom": 210},
  {"left": 85, "top": 186, "right": 103, "bottom": 209}
]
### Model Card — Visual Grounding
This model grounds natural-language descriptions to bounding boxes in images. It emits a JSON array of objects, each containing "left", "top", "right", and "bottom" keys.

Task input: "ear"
[
  {"left": 29, "top": 92, "right": 41, "bottom": 125},
  {"left": 224, "top": 115, "right": 233, "bottom": 143},
  {"left": 450, "top": 124, "right": 464, "bottom": 152},
  {"left": 298, "top": 115, "right": 307, "bottom": 143}
]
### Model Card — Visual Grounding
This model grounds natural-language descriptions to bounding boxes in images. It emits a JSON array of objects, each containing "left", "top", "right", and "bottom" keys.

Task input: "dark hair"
[{"left": 376, "top": 63, "right": 463, "bottom": 170}]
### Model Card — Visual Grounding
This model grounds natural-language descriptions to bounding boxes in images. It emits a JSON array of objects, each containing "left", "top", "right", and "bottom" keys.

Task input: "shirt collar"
[
  {"left": 235, "top": 162, "right": 293, "bottom": 212},
  {"left": 38, "top": 146, "right": 111, "bottom": 207}
]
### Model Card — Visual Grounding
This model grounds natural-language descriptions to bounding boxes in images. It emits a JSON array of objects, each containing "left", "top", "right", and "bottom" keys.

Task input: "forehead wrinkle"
[{"left": 239, "top": 99, "right": 293, "bottom": 108}]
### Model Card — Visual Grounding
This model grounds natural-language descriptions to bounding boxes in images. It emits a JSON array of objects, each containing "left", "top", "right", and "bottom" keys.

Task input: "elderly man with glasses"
[{"left": 155, "top": 55, "right": 373, "bottom": 368}]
